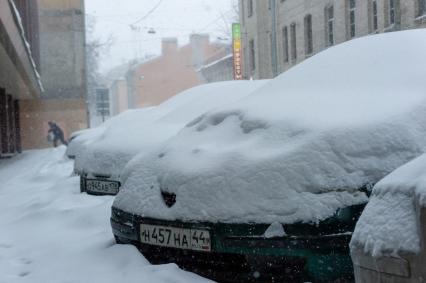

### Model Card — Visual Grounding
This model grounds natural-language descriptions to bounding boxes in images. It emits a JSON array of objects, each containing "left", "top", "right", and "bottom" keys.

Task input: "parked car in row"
[
  {"left": 75, "top": 80, "right": 269, "bottom": 196},
  {"left": 66, "top": 127, "right": 105, "bottom": 160},
  {"left": 351, "top": 152, "right": 426, "bottom": 283},
  {"left": 111, "top": 30, "right": 426, "bottom": 282}
]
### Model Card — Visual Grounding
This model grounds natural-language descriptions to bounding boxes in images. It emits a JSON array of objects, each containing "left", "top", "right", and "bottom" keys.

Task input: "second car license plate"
[
  {"left": 140, "top": 224, "right": 211, "bottom": 252},
  {"left": 86, "top": 179, "right": 120, "bottom": 194}
]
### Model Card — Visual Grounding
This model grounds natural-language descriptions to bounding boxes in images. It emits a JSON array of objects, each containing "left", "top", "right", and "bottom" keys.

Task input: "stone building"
[
  {"left": 0, "top": 0, "right": 43, "bottom": 157},
  {"left": 240, "top": 0, "right": 426, "bottom": 79},
  {"left": 19, "top": 0, "right": 87, "bottom": 149},
  {"left": 125, "top": 34, "right": 226, "bottom": 108}
]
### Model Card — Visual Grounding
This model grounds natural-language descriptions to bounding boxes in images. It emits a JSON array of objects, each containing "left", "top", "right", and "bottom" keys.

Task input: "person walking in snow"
[{"left": 47, "top": 121, "right": 68, "bottom": 147}]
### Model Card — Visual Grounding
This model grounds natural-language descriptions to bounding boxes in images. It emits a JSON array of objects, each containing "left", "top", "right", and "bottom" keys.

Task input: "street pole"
[{"left": 271, "top": 0, "right": 278, "bottom": 77}]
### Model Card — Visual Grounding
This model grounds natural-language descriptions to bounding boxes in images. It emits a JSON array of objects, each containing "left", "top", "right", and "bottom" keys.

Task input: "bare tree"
[
  {"left": 85, "top": 16, "right": 114, "bottom": 126},
  {"left": 216, "top": 0, "right": 239, "bottom": 41}
]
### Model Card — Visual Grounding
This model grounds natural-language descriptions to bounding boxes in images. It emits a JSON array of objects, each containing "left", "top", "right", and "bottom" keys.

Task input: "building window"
[
  {"left": 389, "top": 0, "right": 396, "bottom": 24},
  {"left": 249, "top": 39, "right": 256, "bottom": 72},
  {"left": 304, "top": 15, "right": 313, "bottom": 55},
  {"left": 283, "top": 26, "right": 289, "bottom": 62},
  {"left": 241, "top": 0, "right": 246, "bottom": 25},
  {"left": 418, "top": 0, "right": 426, "bottom": 16},
  {"left": 347, "top": 0, "right": 356, "bottom": 38},
  {"left": 372, "top": 0, "right": 378, "bottom": 31},
  {"left": 325, "top": 5, "right": 334, "bottom": 46},
  {"left": 290, "top": 23, "right": 297, "bottom": 62},
  {"left": 248, "top": 0, "right": 254, "bottom": 17}
]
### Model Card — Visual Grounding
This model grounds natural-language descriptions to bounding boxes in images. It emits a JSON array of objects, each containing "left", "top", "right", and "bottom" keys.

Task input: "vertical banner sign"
[{"left": 232, "top": 23, "right": 243, "bottom": 80}]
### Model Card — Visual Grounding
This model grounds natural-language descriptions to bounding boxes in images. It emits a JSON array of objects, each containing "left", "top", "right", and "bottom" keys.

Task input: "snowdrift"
[
  {"left": 74, "top": 81, "right": 269, "bottom": 176},
  {"left": 114, "top": 29, "right": 426, "bottom": 224}
]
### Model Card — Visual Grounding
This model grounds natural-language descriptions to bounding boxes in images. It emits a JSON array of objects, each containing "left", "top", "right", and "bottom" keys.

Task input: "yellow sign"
[{"left": 232, "top": 23, "right": 243, "bottom": 80}]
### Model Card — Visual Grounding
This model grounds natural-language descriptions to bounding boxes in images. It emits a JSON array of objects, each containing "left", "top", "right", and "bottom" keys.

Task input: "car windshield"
[{"left": 1, "top": 1, "right": 426, "bottom": 283}]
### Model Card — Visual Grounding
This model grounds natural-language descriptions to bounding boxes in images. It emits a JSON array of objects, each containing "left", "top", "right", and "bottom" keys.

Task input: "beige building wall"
[
  {"left": 16, "top": 0, "right": 89, "bottom": 150},
  {"left": 110, "top": 79, "right": 128, "bottom": 115},
  {"left": 20, "top": 99, "right": 87, "bottom": 149},
  {"left": 240, "top": 0, "right": 426, "bottom": 79}
]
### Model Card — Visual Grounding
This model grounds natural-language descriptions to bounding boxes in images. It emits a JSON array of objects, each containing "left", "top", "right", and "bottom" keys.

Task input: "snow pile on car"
[
  {"left": 66, "top": 127, "right": 105, "bottom": 159},
  {"left": 114, "top": 29, "right": 426, "bottom": 224},
  {"left": 74, "top": 81, "right": 269, "bottom": 176},
  {"left": 351, "top": 153, "right": 426, "bottom": 256}
]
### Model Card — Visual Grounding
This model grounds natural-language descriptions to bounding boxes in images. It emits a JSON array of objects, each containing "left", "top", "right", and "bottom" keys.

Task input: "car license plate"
[
  {"left": 140, "top": 224, "right": 211, "bottom": 252},
  {"left": 86, "top": 179, "right": 119, "bottom": 194}
]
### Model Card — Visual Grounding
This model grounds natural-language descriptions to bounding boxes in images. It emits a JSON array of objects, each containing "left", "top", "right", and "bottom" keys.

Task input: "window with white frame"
[
  {"left": 283, "top": 26, "right": 289, "bottom": 63},
  {"left": 304, "top": 15, "right": 313, "bottom": 55},
  {"left": 325, "top": 5, "right": 334, "bottom": 46},
  {"left": 347, "top": 0, "right": 356, "bottom": 38}
]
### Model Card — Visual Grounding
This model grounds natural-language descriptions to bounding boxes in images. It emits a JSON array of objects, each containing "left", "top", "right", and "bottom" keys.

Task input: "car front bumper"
[{"left": 111, "top": 207, "right": 357, "bottom": 282}]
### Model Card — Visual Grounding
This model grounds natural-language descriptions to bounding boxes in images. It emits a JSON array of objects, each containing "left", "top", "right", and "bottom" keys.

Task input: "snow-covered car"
[
  {"left": 111, "top": 30, "right": 426, "bottom": 282},
  {"left": 66, "top": 127, "right": 105, "bottom": 160},
  {"left": 76, "top": 81, "right": 269, "bottom": 196},
  {"left": 350, "top": 153, "right": 426, "bottom": 282}
]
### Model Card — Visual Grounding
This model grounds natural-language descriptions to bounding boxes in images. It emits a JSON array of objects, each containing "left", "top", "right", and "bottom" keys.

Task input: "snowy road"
[{"left": 0, "top": 147, "right": 211, "bottom": 283}]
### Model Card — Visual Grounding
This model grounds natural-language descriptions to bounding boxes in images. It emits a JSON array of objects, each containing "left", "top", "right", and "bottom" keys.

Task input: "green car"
[
  {"left": 111, "top": 31, "right": 426, "bottom": 282},
  {"left": 111, "top": 200, "right": 367, "bottom": 282}
]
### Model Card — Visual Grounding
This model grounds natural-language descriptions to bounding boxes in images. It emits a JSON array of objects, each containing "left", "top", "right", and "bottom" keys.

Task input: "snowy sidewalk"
[{"left": 0, "top": 147, "right": 210, "bottom": 283}]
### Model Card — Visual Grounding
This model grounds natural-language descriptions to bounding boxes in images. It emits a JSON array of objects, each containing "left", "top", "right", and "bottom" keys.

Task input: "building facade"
[
  {"left": 19, "top": 0, "right": 87, "bottom": 149},
  {"left": 240, "top": 0, "right": 426, "bottom": 79},
  {"left": 0, "top": 0, "right": 43, "bottom": 157},
  {"left": 197, "top": 45, "right": 234, "bottom": 83},
  {"left": 124, "top": 34, "right": 226, "bottom": 109}
]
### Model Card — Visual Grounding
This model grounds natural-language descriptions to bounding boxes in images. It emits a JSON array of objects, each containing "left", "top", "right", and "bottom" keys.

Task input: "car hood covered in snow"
[
  {"left": 114, "top": 30, "right": 426, "bottom": 225},
  {"left": 74, "top": 81, "right": 269, "bottom": 176}
]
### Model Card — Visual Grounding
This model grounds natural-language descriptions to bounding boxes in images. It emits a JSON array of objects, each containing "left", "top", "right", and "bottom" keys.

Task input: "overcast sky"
[{"left": 85, "top": 0, "right": 237, "bottom": 74}]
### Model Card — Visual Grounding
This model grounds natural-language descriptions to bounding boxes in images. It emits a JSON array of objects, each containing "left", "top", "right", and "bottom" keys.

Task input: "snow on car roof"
[
  {"left": 74, "top": 80, "right": 269, "bottom": 175},
  {"left": 114, "top": 29, "right": 426, "bottom": 225},
  {"left": 351, "top": 153, "right": 426, "bottom": 257}
]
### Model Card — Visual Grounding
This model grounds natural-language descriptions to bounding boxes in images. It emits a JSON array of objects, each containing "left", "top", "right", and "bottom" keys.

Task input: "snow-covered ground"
[{"left": 0, "top": 147, "right": 211, "bottom": 283}]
